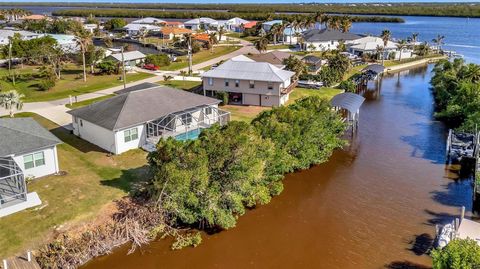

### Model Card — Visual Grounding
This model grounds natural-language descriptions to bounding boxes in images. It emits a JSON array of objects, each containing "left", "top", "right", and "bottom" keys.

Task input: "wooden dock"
[{"left": 2, "top": 254, "right": 40, "bottom": 269}]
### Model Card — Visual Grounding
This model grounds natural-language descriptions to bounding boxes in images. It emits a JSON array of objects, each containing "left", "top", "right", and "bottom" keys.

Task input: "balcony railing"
[{"left": 281, "top": 81, "right": 298, "bottom": 95}]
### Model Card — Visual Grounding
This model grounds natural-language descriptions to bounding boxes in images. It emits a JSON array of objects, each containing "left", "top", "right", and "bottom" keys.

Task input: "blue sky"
[{"left": 2, "top": 0, "right": 480, "bottom": 3}]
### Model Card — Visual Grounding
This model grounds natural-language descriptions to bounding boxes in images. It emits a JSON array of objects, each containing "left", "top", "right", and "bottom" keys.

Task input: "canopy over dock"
[
  {"left": 331, "top": 92, "right": 365, "bottom": 133},
  {"left": 362, "top": 64, "right": 386, "bottom": 74}
]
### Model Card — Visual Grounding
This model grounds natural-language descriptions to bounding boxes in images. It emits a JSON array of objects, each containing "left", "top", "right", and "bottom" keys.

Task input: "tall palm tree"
[
  {"left": 340, "top": 16, "right": 352, "bottom": 33},
  {"left": 380, "top": 29, "right": 392, "bottom": 65},
  {"left": 314, "top": 12, "right": 325, "bottom": 29},
  {"left": 376, "top": 45, "right": 385, "bottom": 63},
  {"left": 0, "top": 90, "right": 24, "bottom": 117},
  {"left": 396, "top": 39, "right": 408, "bottom": 61},
  {"left": 269, "top": 23, "right": 282, "bottom": 45},
  {"left": 217, "top": 26, "right": 226, "bottom": 42},
  {"left": 432, "top": 34, "right": 445, "bottom": 53},
  {"left": 208, "top": 32, "right": 217, "bottom": 53},
  {"left": 74, "top": 29, "right": 93, "bottom": 82},
  {"left": 254, "top": 36, "right": 268, "bottom": 53},
  {"left": 411, "top": 33, "right": 419, "bottom": 43}
]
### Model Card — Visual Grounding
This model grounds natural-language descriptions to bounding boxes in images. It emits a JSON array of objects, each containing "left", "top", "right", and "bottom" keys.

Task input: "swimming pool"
[{"left": 175, "top": 129, "right": 203, "bottom": 141}]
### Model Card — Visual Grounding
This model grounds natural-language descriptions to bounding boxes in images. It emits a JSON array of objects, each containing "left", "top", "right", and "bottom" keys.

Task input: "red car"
[{"left": 144, "top": 64, "right": 160, "bottom": 71}]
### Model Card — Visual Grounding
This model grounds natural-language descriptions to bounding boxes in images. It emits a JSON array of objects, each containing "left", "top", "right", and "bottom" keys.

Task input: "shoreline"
[{"left": 386, "top": 56, "right": 447, "bottom": 73}]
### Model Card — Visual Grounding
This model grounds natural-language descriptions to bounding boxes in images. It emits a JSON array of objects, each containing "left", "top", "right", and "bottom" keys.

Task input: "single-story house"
[
  {"left": 261, "top": 20, "right": 283, "bottom": 32},
  {"left": 201, "top": 56, "right": 296, "bottom": 107},
  {"left": 131, "top": 17, "right": 166, "bottom": 25},
  {"left": 68, "top": 86, "right": 230, "bottom": 154},
  {"left": 0, "top": 29, "right": 43, "bottom": 45},
  {"left": 242, "top": 21, "right": 258, "bottom": 30},
  {"left": 123, "top": 23, "right": 161, "bottom": 36},
  {"left": 302, "top": 55, "right": 326, "bottom": 72},
  {"left": 0, "top": 118, "right": 62, "bottom": 217},
  {"left": 160, "top": 27, "right": 192, "bottom": 40},
  {"left": 48, "top": 34, "right": 78, "bottom": 53},
  {"left": 106, "top": 50, "right": 146, "bottom": 67},
  {"left": 224, "top": 17, "right": 250, "bottom": 32},
  {"left": 302, "top": 29, "right": 361, "bottom": 51},
  {"left": 348, "top": 36, "right": 413, "bottom": 60},
  {"left": 247, "top": 51, "right": 300, "bottom": 69},
  {"left": 164, "top": 21, "right": 185, "bottom": 28},
  {"left": 184, "top": 17, "right": 218, "bottom": 31}
]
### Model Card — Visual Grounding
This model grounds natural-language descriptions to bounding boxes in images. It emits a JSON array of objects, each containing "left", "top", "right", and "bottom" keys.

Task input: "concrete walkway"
[{"left": 0, "top": 38, "right": 255, "bottom": 128}]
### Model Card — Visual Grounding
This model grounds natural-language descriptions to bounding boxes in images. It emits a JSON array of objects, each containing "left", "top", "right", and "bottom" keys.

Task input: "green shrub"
[
  {"left": 38, "top": 79, "right": 56, "bottom": 91},
  {"left": 215, "top": 91, "right": 228, "bottom": 106},
  {"left": 431, "top": 239, "right": 480, "bottom": 269},
  {"left": 145, "top": 54, "right": 171, "bottom": 67},
  {"left": 96, "top": 60, "right": 118, "bottom": 75},
  {"left": 339, "top": 80, "right": 356, "bottom": 92}
]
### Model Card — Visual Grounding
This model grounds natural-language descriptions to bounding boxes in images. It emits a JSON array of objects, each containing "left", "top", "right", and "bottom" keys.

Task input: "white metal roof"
[
  {"left": 131, "top": 17, "right": 166, "bottom": 24},
  {"left": 202, "top": 59, "right": 294, "bottom": 83},
  {"left": 109, "top": 51, "right": 146, "bottom": 62},
  {"left": 349, "top": 36, "right": 398, "bottom": 51},
  {"left": 184, "top": 17, "right": 218, "bottom": 25},
  {"left": 123, "top": 23, "right": 161, "bottom": 31},
  {"left": 331, "top": 93, "right": 365, "bottom": 114}
]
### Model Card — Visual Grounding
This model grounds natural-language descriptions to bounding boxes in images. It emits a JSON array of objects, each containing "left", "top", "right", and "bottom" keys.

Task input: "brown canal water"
[{"left": 83, "top": 64, "right": 474, "bottom": 269}]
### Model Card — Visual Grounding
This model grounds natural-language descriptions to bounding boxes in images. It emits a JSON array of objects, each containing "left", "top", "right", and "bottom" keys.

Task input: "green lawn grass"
[
  {"left": 0, "top": 112, "right": 148, "bottom": 257},
  {"left": 65, "top": 94, "right": 115, "bottom": 109},
  {"left": 158, "top": 80, "right": 201, "bottom": 91},
  {"left": 267, "top": 44, "right": 295, "bottom": 50},
  {"left": 159, "top": 46, "right": 241, "bottom": 71},
  {"left": 287, "top": 87, "right": 343, "bottom": 105},
  {"left": 0, "top": 65, "right": 153, "bottom": 102}
]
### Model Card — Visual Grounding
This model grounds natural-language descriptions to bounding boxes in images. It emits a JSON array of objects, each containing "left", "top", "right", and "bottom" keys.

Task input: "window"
[
  {"left": 249, "top": 80, "right": 255, "bottom": 89},
  {"left": 23, "top": 151, "right": 45, "bottom": 170},
  {"left": 124, "top": 127, "right": 139, "bottom": 143},
  {"left": 235, "top": 80, "right": 239, "bottom": 87},
  {"left": 205, "top": 107, "right": 213, "bottom": 115},
  {"left": 181, "top": 113, "right": 192, "bottom": 125},
  {"left": 208, "top": 77, "right": 213, "bottom": 86},
  {"left": 225, "top": 79, "right": 229, "bottom": 87},
  {"left": 268, "top": 82, "right": 274, "bottom": 90}
]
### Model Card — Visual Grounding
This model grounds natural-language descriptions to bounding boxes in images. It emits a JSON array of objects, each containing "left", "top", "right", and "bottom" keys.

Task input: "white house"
[
  {"left": 68, "top": 85, "right": 230, "bottom": 154},
  {"left": 302, "top": 29, "right": 361, "bottom": 51},
  {"left": 0, "top": 118, "right": 61, "bottom": 217},
  {"left": 348, "top": 36, "right": 413, "bottom": 60},
  {"left": 131, "top": 17, "right": 166, "bottom": 25},
  {"left": 0, "top": 29, "right": 43, "bottom": 45},
  {"left": 105, "top": 50, "right": 146, "bottom": 67},
  {"left": 123, "top": 23, "right": 161, "bottom": 36},
  {"left": 184, "top": 17, "right": 218, "bottom": 31}
]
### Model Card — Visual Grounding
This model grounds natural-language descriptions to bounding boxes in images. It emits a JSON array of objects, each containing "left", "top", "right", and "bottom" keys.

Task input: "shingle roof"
[
  {"left": 302, "top": 29, "right": 361, "bottom": 42},
  {"left": 0, "top": 118, "right": 61, "bottom": 156},
  {"left": 114, "top": 82, "right": 159, "bottom": 95},
  {"left": 247, "top": 51, "right": 299, "bottom": 66},
  {"left": 68, "top": 86, "right": 221, "bottom": 131},
  {"left": 201, "top": 59, "right": 295, "bottom": 83}
]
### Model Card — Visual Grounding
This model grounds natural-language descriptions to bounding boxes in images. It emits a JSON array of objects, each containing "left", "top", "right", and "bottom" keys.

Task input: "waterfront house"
[
  {"left": 348, "top": 36, "right": 413, "bottom": 60},
  {"left": 302, "top": 29, "right": 361, "bottom": 51},
  {"left": 68, "top": 85, "right": 230, "bottom": 154},
  {"left": 0, "top": 118, "right": 62, "bottom": 217},
  {"left": 160, "top": 27, "right": 192, "bottom": 40},
  {"left": 201, "top": 56, "right": 296, "bottom": 107},
  {"left": 302, "top": 55, "right": 325, "bottom": 73},
  {"left": 261, "top": 20, "right": 283, "bottom": 32},
  {"left": 164, "top": 21, "right": 185, "bottom": 28},
  {"left": 0, "top": 29, "right": 43, "bottom": 45},
  {"left": 247, "top": 51, "right": 300, "bottom": 69},
  {"left": 184, "top": 18, "right": 218, "bottom": 31},
  {"left": 131, "top": 17, "right": 166, "bottom": 25},
  {"left": 105, "top": 50, "right": 146, "bottom": 68},
  {"left": 123, "top": 23, "right": 161, "bottom": 36}
]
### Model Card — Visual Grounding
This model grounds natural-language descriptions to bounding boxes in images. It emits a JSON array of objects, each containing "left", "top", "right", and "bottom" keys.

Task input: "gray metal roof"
[
  {"left": 114, "top": 82, "right": 159, "bottom": 95},
  {"left": 201, "top": 59, "right": 295, "bottom": 83},
  {"left": 0, "top": 118, "right": 61, "bottom": 157},
  {"left": 302, "top": 29, "right": 361, "bottom": 42},
  {"left": 108, "top": 51, "right": 146, "bottom": 62},
  {"left": 68, "top": 86, "right": 221, "bottom": 131},
  {"left": 330, "top": 93, "right": 365, "bottom": 114},
  {"left": 362, "top": 64, "right": 385, "bottom": 74},
  {"left": 247, "top": 51, "right": 299, "bottom": 67}
]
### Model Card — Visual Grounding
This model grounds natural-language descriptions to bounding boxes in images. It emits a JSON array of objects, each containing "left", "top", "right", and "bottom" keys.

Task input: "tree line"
[
  {"left": 52, "top": 9, "right": 404, "bottom": 23},
  {"left": 431, "top": 59, "right": 480, "bottom": 131},
  {"left": 4, "top": 2, "right": 480, "bottom": 17}
]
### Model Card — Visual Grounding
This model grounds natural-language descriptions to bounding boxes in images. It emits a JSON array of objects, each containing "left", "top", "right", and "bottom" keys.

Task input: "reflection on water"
[{"left": 83, "top": 64, "right": 473, "bottom": 269}]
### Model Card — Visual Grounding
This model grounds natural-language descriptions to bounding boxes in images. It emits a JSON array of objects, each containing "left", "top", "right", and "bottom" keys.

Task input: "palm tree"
[
  {"left": 179, "top": 70, "right": 187, "bottom": 86},
  {"left": 376, "top": 45, "right": 385, "bottom": 63},
  {"left": 380, "top": 29, "right": 392, "bottom": 65},
  {"left": 314, "top": 12, "right": 325, "bottom": 29},
  {"left": 208, "top": 32, "right": 217, "bottom": 53},
  {"left": 269, "top": 23, "right": 282, "bottom": 45},
  {"left": 396, "top": 39, "right": 408, "bottom": 61},
  {"left": 0, "top": 90, "right": 24, "bottom": 117},
  {"left": 340, "top": 16, "right": 352, "bottom": 33},
  {"left": 411, "top": 33, "right": 419, "bottom": 43},
  {"left": 463, "top": 64, "right": 480, "bottom": 83},
  {"left": 74, "top": 29, "right": 93, "bottom": 82},
  {"left": 432, "top": 34, "right": 445, "bottom": 53},
  {"left": 217, "top": 26, "right": 226, "bottom": 42},
  {"left": 254, "top": 36, "right": 268, "bottom": 53}
]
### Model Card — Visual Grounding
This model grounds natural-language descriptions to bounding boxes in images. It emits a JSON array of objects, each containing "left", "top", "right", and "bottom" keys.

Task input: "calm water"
[{"left": 82, "top": 65, "right": 473, "bottom": 268}]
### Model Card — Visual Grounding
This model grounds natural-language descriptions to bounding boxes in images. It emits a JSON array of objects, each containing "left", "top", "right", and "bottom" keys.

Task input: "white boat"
[{"left": 438, "top": 223, "right": 454, "bottom": 249}]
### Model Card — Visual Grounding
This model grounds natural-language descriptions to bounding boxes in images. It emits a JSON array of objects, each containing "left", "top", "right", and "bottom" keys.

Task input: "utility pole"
[
  {"left": 8, "top": 38, "right": 15, "bottom": 86},
  {"left": 121, "top": 46, "right": 127, "bottom": 89},
  {"left": 188, "top": 36, "right": 192, "bottom": 76}
]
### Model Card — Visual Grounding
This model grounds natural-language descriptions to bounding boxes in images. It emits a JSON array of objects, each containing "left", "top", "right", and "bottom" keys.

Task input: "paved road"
[{"left": 0, "top": 38, "right": 255, "bottom": 128}]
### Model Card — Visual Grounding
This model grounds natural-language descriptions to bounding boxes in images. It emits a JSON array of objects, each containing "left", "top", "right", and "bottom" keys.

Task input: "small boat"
[{"left": 437, "top": 223, "right": 454, "bottom": 249}]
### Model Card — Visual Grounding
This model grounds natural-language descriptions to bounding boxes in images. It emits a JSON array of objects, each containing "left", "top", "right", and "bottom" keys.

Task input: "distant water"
[{"left": 4, "top": 5, "right": 480, "bottom": 63}]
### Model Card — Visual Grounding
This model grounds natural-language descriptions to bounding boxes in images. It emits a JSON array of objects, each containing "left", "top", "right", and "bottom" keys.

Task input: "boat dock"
[
  {"left": 1, "top": 252, "right": 40, "bottom": 269},
  {"left": 436, "top": 206, "right": 480, "bottom": 248}
]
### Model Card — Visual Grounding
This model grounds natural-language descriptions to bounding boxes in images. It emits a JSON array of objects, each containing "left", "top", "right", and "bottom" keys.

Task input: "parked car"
[{"left": 144, "top": 64, "right": 160, "bottom": 71}]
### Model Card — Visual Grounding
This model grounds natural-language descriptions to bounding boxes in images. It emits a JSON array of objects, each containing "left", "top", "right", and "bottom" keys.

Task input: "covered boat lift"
[
  {"left": 354, "top": 64, "right": 386, "bottom": 93},
  {"left": 331, "top": 92, "right": 366, "bottom": 134}
]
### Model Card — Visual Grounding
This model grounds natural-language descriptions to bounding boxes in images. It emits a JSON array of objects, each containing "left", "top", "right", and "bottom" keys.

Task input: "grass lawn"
[
  {"left": 267, "top": 44, "right": 295, "bottom": 50},
  {"left": 225, "top": 33, "right": 258, "bottom": 42},
  {"left": 65, "top": 94, "right": 115, "bottom": 109},
  {"left": 159, "top": 46, "right": 241, "bottom": 71},
  {"left": 344, "top": 64, "right": 368, "bottom": 80},
  {"left": 158, "top": 80, "right": 202, "bottom": 91},
  {"left": 0, "top": 65, "right": 154, "bottom": 102},
  {"left": 222, "top": 87, "right": 342, "bottom": 123},
  {"left": 0, "top": 113, "right": 149, "bottom": 257}
]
